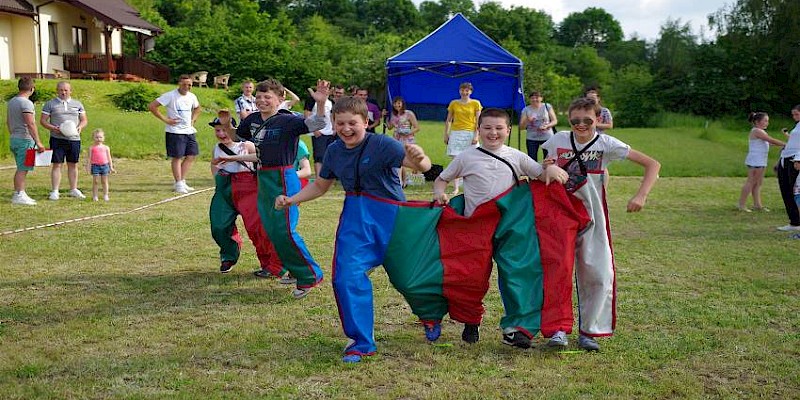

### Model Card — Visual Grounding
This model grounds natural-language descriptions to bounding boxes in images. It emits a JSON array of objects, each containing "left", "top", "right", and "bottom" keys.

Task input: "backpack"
[{"left": 423, "top": 164, "right": 444, "bottom": 181}]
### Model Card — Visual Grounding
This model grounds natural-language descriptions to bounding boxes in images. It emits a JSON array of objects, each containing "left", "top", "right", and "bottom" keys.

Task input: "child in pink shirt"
[{"left": 85, "top": 129, "right": 115, "bottom": 201}]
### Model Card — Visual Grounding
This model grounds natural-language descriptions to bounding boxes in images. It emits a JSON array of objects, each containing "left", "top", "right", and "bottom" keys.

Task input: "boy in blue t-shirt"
[{"left": 275, "top": 96, "right": 431, "bottom": 363}]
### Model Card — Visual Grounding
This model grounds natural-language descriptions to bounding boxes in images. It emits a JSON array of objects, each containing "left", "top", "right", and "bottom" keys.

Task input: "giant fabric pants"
[
  {"left": 777, "top": 157, "right": 800, "bottom": 226},
  {"left": 569, "top": 174, "right": 616, "bottom": 337},
  {"left": 209, "top": 172, "right": 283, "bottom": 275},
  {"left": 257, "top": 166, "right": 323, "bottom": 288}
]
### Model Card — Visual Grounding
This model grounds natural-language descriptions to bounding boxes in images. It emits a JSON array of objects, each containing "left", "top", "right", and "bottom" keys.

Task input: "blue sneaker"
[
  {"left": 342, "top": 354, "right": 362, "bottom": 363},
  {"left": 423, "top": 321, "right": 441, "bottom": 342}
]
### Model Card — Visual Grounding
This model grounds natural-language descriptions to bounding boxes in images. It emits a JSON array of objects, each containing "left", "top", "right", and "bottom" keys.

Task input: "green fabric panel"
[
  {"left": 209, "top": 174, "right": 239, "bottom": 262},
  {"left": 256, "top": 169, "right": 316, "bottom": 285},
  {"left": 493, "top": 184, "right": 543, "bottom": 334},
  {"left": 383, "top": 205, "right": 448, "bottom": 321},
  {"left": 448, "top": 194, "right": 466, "bottom": 215}
]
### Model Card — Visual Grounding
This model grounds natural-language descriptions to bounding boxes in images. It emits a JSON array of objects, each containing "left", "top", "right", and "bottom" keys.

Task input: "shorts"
[
  {"left": 91, "top": 163, "right": 110, "bottom": 176},
  {"left": 165, "top": 132, "right": 199, "bottom": 158},
  {"left": 446, "top": 130, "right": 476, "bottom": 157},
  {"left": 312, "top": 134, "right": 337, "bottom": 163},
  {"left": 394, "top": 134, "right": 416, "bottom": 145},
  {"left": 50, "top": 136, "right": 81, "bottom": 163},
  {"left": 746, "top": 165, "right": 765, "bottom": 169},
  {"left": 10, "top": 137, "right": 35, "bottom": 172}
]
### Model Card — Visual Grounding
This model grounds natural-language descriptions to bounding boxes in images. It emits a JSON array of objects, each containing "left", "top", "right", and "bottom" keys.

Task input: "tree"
[
  {"left": 358, "top": 0, "right": 421, "bottom": 34},
  {"left": 473, "top": 2, "right": 554, "bottom": 53},
  {"left": 418, "top": 0, "right": 475, "bottom": 29},
  {"left": 608, "top": 65, "right": 659, "bottom": 126},
  {"left": 556, "top": 7, "right": 623, "bottom": 49}
]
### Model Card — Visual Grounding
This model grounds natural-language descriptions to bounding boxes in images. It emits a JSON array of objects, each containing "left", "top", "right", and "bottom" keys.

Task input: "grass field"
[{"left": 1, "top": 79, "right": 799, "bottom": 398}]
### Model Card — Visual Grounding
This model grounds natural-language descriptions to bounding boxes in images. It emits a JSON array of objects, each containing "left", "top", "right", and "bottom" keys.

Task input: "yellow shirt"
[{"left": 448, "top": 99, "right": 482, "bottom": 131}]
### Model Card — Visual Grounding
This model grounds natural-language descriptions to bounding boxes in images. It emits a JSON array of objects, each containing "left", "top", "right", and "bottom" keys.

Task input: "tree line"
[{"left": 127, "top": 0, "right": 800, "bottom": 126}]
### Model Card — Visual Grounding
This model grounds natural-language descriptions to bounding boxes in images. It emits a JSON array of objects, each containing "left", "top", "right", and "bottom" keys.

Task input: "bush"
[
  {"left": 3, "top": 87, "right": 55, "bottom": 104},
  {"left": 110, "top": 84, "right": 159, "bottom": 111}
]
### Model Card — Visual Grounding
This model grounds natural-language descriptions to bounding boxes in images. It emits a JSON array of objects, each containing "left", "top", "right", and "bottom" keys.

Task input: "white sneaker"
[
  {"left": 547, "top": 330, "right": 568, "bottom": 347},
  {"left": 11, "top": 193, "right": 36, "bottom": 206},
  {"left": 174, "top": 181, "right": 189, "bottom": 194},
  {"left": 103, "top": 195, "right": 110, "bottom": 201},
  {"left": 777, "top": 225, "right": 800, "bottom": 232},
  {"left": 69, "top": 188, "right": 86, "bottom": 199},
  {"left": 49, "top": 190, "right": 60, "bottom": 200},
  {"left": 181, "top": 181, "right": 195, "bottom": 191}
]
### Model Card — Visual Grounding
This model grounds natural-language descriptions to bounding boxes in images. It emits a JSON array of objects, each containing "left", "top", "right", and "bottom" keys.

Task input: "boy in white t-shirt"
[
  {"left": 541, "top": 97, "right": 660, "bottom": 351},
  {"left": 433, "top": 108, "right": 568, "bottom": 347}
]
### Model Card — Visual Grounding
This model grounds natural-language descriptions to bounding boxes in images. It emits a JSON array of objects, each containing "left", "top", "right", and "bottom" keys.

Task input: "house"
[{"left": 0, "top": 0, "right": 168, "bottom": 82}]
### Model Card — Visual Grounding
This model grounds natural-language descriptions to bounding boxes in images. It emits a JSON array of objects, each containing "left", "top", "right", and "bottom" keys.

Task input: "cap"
[{"left": 208, "top": 117, "right": 237, "bottom": 128}]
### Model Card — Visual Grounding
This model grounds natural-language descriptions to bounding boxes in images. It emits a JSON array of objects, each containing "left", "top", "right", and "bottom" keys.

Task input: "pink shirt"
[{"left": 90, "top": 144, "right": 109, "bottom": 165}]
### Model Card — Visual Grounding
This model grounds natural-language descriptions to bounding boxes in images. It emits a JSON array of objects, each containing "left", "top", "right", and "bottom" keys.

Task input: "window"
[
  {"left": 48, "top": 23, "right": 59, "bottom": 55},
  {"left": 72, "top": 26, "right": 88, "bottom": 53}
]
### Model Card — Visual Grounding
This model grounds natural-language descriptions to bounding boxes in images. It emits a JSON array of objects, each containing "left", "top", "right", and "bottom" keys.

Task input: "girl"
[
  {"left": 386, "top": 96, "right": 420, "bottom": 186},
  {"left": 738, "top": 112, "right": 785, "bottom": 212},
  {"left": 444, "top": 82, "right": 482, "bottom": 195},
  {"left": 85, "top": 129, "right": 115, "bottom": 201}
]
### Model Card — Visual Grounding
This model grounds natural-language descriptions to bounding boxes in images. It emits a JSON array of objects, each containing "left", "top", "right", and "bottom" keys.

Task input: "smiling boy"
[
  {"left": 541, "top": 97, "right": 660, "bottom": 351},
  {"left": 433, "top": 108, "right": 568, "bottom": 347},
  {"left": 275, "top": 96, "right": 431, "bottom": 363}
]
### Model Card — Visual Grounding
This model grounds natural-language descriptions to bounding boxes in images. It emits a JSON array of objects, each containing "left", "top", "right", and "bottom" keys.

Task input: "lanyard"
[
  {"left": 476, "top": 147, "right": 519, "bottom": 187},
  {"left": 565, "top": 132, "right": 600, "bottom": 176}
]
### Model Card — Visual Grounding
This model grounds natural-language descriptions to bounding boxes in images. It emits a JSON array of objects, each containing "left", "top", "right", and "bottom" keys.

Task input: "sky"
[{"left": 412, "top": 0, "right": 735, "bottom": 41}]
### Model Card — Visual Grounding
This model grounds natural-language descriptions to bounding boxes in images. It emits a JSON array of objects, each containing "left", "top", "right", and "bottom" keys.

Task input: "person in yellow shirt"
[{"left": 444, "top": 82, "right": 482, "bottom": 195}]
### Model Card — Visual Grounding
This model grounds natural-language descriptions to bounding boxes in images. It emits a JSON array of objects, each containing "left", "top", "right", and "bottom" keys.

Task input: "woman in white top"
[
  {"left": 776, "top": 105, "right": 800, "bottom": 230},
  {"left": 738, "top": 112, "right": 785, "bottom": 212}
]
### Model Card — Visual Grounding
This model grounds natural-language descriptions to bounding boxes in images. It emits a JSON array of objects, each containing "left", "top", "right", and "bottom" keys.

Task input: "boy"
[
  {"left": 433, "top": 108, "right": 568, "bottom": 347},
  {"left": 541, "top": 97, "right": 660, "bottom": 351},
  {"left": 275, "top": 96, "right": 431, "bottom": 363},
  {"left": 216, "top": 79, "right": 330, "bottom": 299},
  {"left": 208, "top": 110, "right": 284, "bottom": 278}
]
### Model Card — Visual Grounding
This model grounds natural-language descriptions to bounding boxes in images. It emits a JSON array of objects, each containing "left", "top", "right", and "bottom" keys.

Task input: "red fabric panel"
[
  {"left": 231, "top": 173, "right": 284, "bottom": 276},
  {"left": 531, "top": 181, "right": 590, "bottom": 337},
  {"left": 437, "top": 200, "right": 501, "bottom": 324}
]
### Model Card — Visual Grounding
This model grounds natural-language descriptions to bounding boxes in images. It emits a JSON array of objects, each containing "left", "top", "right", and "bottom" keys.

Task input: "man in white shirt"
[{"left": 148, "top": 74, "right": 201, "bottom": 193}]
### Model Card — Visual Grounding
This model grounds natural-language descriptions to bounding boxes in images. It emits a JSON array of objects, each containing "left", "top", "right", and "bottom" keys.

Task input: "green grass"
[
  {"left": 1, "top": 79, "right": 798, "bottom": 398},
  {"left": 0, "top": 160, "right": 798, "bottom": 398}
]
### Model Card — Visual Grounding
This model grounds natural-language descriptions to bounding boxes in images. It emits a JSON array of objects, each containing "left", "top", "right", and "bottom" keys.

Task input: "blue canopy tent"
[{"left": 385, "top": 13, "right": 526, "bottom": 146}]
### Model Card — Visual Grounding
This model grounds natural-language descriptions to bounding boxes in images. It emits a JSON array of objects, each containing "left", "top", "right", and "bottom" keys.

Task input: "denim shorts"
[
  {"left": 10, "top": 137, "right": 35, "bottom": 171},
  {"left": 165, "top": 133, "right": 199, "bottom": 158},
  {"left": 91, "top": 163, "right": 110, "bottom": 176}
]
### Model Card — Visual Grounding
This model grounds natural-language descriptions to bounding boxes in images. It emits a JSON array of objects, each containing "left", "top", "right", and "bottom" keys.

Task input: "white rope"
[{"left": 1, "top": 187, "right": 214, "bottom": 237}]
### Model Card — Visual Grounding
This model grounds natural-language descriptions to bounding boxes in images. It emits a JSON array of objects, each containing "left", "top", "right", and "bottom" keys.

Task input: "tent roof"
[{"left": 387, "top": 13, "right": 521, "bottom": 66}]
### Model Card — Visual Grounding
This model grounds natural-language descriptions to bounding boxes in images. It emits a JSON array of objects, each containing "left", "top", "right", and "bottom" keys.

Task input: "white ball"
[{"left": 59, "top": 120, "right": 80, "bottom": 139}]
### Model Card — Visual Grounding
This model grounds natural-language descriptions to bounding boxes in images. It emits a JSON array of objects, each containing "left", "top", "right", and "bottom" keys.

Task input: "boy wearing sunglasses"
[{"left": 541, "top": 97, "right": 660, "bottom": 351}]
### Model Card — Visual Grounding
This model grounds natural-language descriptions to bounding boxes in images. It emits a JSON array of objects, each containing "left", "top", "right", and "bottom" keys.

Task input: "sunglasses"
[{"left": 569, "top": 118, "right": 594, "bottom": 126}]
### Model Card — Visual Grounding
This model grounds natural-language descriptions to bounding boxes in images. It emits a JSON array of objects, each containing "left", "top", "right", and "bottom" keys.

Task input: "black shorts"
[
  {"left": 165, "top": 132, "right": 199, "bottom": 158},
  {"left": 312, "top": 135, "right": 337, "bottom": 163},
  {"left": 50, "top": 136, "right": 81, "bottom": 163}
]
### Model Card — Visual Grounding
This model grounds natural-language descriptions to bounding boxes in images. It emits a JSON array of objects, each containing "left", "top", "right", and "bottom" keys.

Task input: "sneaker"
[
  {"left": 547, "top": 331, "right": 568, "bottom": 348},
  {"left": 92, "top": 196, "right": 99, "bottom": 202},
  {"left": 11, "top": 193, "right": 36, "bottom": 206},
  {"left": 279, "top": 275, "right": 297, "bottom": 285},
  {"left": 461, "top": 324, "right": 480, "bottom": 344},
  {"left": 753, "top": 207, "right": 770, "bottom": 212},
  {"left": 342, "top": 354, "right": 362, "bottom": 363},
  {"left": 292, "top": 286, "right": 313, "bottom": 299},
  {"left": 790, "top": 233, "right": 800, "bottom": 240},
  {"left": 253, "top": 269, "right": 274, "bottom": 278},
  {"left": 182, "top": 181, "right": 195, "bottom": 191},
  {"left": 174, "top": 182, "right": 189, "bottom": 194},
  {"left": 220, "top": 260, "right": 235, "bottom": 273},
  {"left": 69, "top": 188, "right": 86, "bottom": 199},
  {"left": 423, "top": 321, "right": 442, "bottom": 342},
  {"left": 48, "top": 190, "right": 60, "bottom": 200},
  {"left": 736, "top": 205, "right": 752, "bottom": 212},
  {"left": 777, "top": 224, "right": 800, "bottom": 232},
  {"left": 502, "top": 331, "right": 532, "bottom": 349},
  {"left": 578, "top": 335, "right": 600, "bottom": 352},
  {"left": 103, "top": 195, "right": 110, "bottom": 202}
]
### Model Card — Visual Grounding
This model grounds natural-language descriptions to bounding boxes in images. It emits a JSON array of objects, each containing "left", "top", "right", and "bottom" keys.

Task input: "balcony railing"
[{"left": 62, "top": 53, "right": 169, "bottom": 82}]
